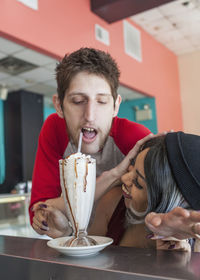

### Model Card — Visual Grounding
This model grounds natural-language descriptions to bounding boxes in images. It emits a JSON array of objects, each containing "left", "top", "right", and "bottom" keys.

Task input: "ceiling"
[
  {"left": 91, "top": 0, "right": 200, "bottom": 54},
  {"left": 0, "top": 0, "right": 199, "bottom": 100},
  {"left": 0, "top": 37, "right": 146, "bottom": 101},
  {"left": 130, "top": 0, "right": 200, "bottom": 55},
  {"left": 0, "top": 37, "right": 58, "bottom": 99}
]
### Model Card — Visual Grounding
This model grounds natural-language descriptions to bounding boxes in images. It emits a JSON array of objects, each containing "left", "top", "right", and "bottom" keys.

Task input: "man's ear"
[
  {"left": 52, "top": 94, "right": 64, "bottom": 118},
  {"left": 113, "top": 94, "right": 122, "bottom": 117}
]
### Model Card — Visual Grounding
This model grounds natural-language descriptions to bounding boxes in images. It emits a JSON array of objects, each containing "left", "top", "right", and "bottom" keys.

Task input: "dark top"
[{"left": 106, "top": 197, "right": 126, "bottom": 245}]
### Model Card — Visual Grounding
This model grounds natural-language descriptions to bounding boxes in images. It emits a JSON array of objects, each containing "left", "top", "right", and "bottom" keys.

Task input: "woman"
[{"left": 89, "top": 132, "right": 200, "bottom": 251}]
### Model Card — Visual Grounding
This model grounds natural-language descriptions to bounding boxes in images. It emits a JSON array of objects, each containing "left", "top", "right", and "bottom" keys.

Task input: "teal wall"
[
  {"left": 118, "top": 97, "right": 158, "bottom": 134},
  {"left": 0, "top": 100, "right": 5, "bottom": 184},
  {"left": 43, "top": 105, "right": 56, "bottom": 121}
]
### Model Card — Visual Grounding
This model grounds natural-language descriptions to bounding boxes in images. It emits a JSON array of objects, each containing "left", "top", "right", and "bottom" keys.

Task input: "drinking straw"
[{"left": 77, "top": 131, "right": 83, "bottom": 153}]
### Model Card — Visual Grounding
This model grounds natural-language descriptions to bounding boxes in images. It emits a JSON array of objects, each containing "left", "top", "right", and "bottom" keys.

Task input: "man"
[
  {"left": 30, "top": 47, "right": 151, "bottom": 236},
  {"left": 30, "top": 48, "right": 200, "bottom": 240}
]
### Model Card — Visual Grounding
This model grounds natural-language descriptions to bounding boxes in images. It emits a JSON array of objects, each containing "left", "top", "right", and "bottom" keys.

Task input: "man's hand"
[
  {"left": 31, "top": 198, "right": 72, "bottom": 239},
  {"left": 113, "top": 131, "right": 168, "bottom": 180},
  {"left": 113, "top": 133, "right": 154, "bottom": 179},
  {"left": 145, "top": 207, "right": 200, "bottom": 240},
  {"left": 95, "top": 132, "right": 168, "bottom": 202},
  {"left": 95, "top": 133, "right": 156, "bottom": 201}
]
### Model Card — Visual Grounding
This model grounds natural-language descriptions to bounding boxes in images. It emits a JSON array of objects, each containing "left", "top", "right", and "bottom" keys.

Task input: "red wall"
[{"left": 0, "top": 0, "right": 182, "bottom": 131}]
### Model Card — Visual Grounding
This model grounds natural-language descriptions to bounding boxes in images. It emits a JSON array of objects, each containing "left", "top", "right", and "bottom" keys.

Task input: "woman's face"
[{"left": 121, "top": 148, "right": 149, "bottom": 213}]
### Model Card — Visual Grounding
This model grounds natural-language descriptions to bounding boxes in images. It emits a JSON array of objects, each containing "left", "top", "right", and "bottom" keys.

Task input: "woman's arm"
[{"left": 89, "top": 186, "right": 122, "bottom": 236}]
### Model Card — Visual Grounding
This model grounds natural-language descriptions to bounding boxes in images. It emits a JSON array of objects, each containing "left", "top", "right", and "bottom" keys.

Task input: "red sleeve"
[
  {"left": 29, "top": 113, "right": 68, "bottom": 224},
  {"left": 110, "top": 117, "right": 151, "bottom": 155}
]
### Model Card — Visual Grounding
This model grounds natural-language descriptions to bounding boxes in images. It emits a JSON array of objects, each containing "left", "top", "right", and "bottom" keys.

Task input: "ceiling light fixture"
[
  {"left": 0, "top": 85, "right": 8, "bottom": 100},
  {"left": 0, "top": 56, "right": 37, "bottom": 75},
  {"left": 182, "top": 0, "right": 200, "bottom": 8}
]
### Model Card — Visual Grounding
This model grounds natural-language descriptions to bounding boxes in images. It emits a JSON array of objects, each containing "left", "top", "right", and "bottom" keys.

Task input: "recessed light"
[{"left": 0, "top": 56, "right": 37, "bottom": 75}]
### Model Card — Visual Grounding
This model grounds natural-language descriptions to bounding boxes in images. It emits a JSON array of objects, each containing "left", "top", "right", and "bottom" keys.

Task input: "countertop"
[{"left": 0, "top": 235, "right": 200, "bottom": 280}]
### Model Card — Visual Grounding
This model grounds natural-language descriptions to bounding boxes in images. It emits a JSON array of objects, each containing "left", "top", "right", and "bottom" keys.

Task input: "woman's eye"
[
  {"left": 132, "top": 178, "right": 143, "bottom": 189},
  {"left": 130, "top": 158, "right": 136, "bottom": 166}
]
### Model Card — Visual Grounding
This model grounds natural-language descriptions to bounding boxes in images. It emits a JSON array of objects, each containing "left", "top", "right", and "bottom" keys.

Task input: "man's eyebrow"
[
  {"left": 96, "top": 93, "right": 111, "bottom": 96},
  {"left": 67, "top": 92, "right": 111, "bottom": 97},
  {"left": 67, "top": 92, "right": 86, "bottom": 96},
  {"left": 136, "top": 169, "right": 146, "bottom": 181}
]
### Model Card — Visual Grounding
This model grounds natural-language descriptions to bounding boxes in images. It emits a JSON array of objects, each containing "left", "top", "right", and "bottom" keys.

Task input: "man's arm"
[{"left": 29, "top": 114, "right": 68, "bottom": 224}]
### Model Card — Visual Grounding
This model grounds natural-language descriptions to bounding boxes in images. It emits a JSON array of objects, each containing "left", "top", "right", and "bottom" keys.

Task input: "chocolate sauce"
[
  {"left": 62, "top": 160, "right": 78, "bottom": 236},
  {"left": 74, "top": 158, "right": 78, "bottom": 178},
  {"left": 83, "top": 160, "right": 88, "bottom": 192}
]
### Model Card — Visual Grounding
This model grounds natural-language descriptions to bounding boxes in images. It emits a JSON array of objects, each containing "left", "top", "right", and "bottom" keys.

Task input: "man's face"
[{"left": 56, "top": 72, "right": 121, "bottom": 154}]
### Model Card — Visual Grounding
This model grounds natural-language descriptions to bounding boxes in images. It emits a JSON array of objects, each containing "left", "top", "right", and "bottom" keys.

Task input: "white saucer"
[{"left": 47, "top": 236, "right": 113, "bottom": 257}]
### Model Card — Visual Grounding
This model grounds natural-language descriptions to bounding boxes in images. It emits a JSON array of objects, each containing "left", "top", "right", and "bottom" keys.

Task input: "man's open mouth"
[{"left": 81, "top": 127, "right": 97, "bottom": 140}]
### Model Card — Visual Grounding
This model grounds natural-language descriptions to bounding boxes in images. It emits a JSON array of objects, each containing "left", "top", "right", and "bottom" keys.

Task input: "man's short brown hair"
[{"left": 55, "top": 48, "right": 120, "bottom": 106}]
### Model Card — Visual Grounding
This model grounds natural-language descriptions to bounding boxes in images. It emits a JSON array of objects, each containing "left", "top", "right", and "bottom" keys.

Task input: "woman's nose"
[
  {"left": 128, "top": 165, "right": 134, "bottom": 172},
  {"left": 121, "top": 171, "right": 132, "bottom": 187}
]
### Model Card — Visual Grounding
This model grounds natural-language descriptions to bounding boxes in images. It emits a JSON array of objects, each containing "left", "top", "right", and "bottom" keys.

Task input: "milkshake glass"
[{"left": 59, "top": 153, "right": 97, "bottom": 247}]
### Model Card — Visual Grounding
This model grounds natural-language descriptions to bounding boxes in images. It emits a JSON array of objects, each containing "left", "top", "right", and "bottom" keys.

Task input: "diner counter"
[{"left": 0, "top": 235, "right": 200, "bottom": 280}]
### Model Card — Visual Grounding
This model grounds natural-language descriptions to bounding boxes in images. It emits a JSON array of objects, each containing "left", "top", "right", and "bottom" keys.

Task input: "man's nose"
[{"left": 84, "top": 101, "right": 95, "bottom": 122}]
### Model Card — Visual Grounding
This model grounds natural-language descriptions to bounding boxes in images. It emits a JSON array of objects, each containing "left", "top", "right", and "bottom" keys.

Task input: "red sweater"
[{"left": 29, "top": 113, "right": 150, "bottom": 223}]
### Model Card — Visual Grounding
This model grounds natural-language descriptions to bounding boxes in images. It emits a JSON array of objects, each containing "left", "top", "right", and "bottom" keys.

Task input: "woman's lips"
[{"left": 122, "top": 184, "right": 132, "bottom": 199}]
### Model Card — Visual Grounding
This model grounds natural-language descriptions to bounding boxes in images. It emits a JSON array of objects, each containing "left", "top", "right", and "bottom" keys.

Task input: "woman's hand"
[
  {"left": 31, "top": 199, "right": 72, "bottom": 239},
  {"left": 145, "top": 207, "right": 200, "bottom": 240},
  {"left": 156, "top": 237, "right": 191, "bottom": 252}
]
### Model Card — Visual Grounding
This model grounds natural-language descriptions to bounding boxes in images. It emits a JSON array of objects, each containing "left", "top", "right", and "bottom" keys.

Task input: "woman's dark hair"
[
  {"left": 126, "top": 136, "right": 189, "bottom": 225},
  {"left": 142, "top": 136, "right": 189, "bottom": 213}
]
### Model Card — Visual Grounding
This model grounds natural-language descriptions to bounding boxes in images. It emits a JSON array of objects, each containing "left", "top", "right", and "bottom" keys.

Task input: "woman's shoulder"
[{"left": 100, "top": 186, "right": 123, "bottom": 221}]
